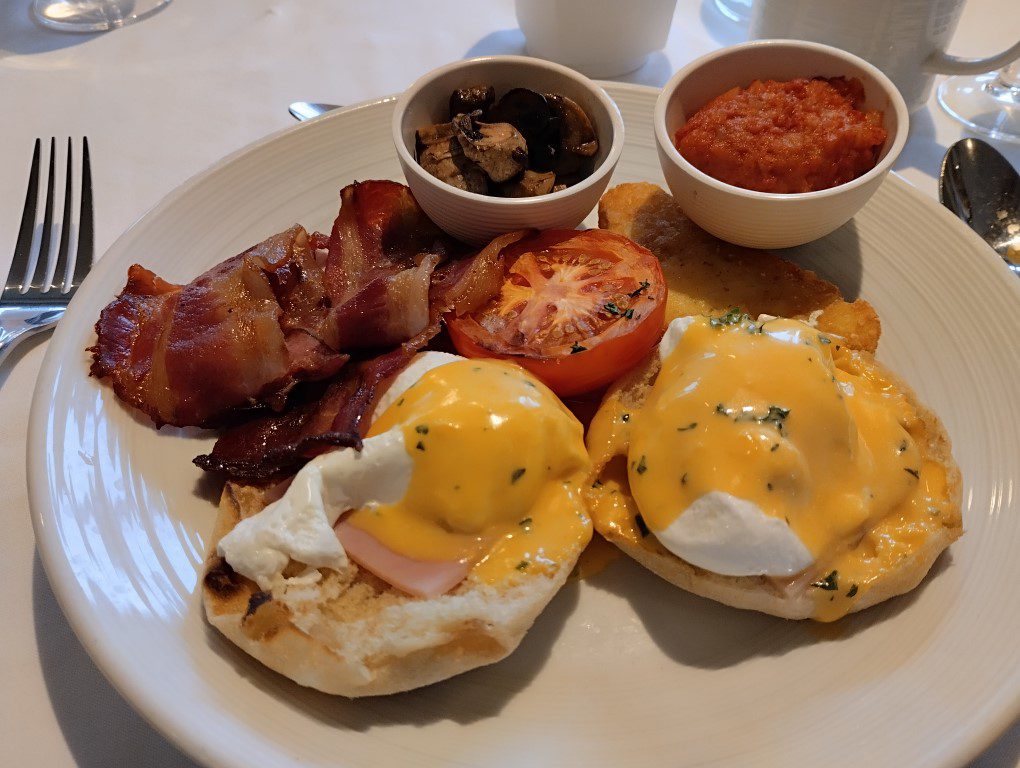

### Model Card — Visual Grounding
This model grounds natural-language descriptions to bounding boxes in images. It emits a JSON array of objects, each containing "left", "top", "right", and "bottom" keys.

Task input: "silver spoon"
[
  {"left": 939, "top": 138, "right": 1020, "bottom": 276},
  {"left": 288, "top": 102, "right": 341, "bottom": 121}
]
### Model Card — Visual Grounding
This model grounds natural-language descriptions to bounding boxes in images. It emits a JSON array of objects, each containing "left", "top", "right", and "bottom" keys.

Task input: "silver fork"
[{"left": 0, "top": 137, "right": 93, "bottom": 367}]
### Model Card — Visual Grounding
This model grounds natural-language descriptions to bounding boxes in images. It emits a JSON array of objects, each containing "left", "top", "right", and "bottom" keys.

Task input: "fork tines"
[{"left": 4, "top": 137, "right": 94, "bottom": 303}]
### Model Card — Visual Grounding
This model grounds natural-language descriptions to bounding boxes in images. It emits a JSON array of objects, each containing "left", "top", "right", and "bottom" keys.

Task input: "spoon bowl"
[{"left": 939, "top": 138, "right": 1020, "bottom": 275}]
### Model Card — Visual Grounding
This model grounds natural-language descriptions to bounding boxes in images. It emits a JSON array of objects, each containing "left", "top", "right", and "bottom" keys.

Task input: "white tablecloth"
[{"left": 1, "top": 1, "right": 1017, "bottom": 765}]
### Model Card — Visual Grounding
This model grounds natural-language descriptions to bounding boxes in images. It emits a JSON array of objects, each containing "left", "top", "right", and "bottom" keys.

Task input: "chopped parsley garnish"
[
  {"left": 898, "top": 440, "right": 908, "bottom": 454},
  {"left": 634, "top": 513, "right": 650, "bottom": 537},
  {"left": 396, "top": 397, "right": 405, "bottom": 406},
  {"left": 415, "top": 424, "right": 429, "bottom": 435},
  {"left": 591, "top": 479, "right": 604, "bottom": 489},
  {"left": 604, "top": 302, "right": 622, "bottom": 316},
  {"left": 771, "top": 443, "right": 780, "bottom": 452},
  {"left": 715, "top": 403, "right": 790, "bottom": 433},
  {"left": 519, "top": 517, "right": 532, "bottom": 529},
  {"left": 904, "top": 467, "right": 920, "bottom": 479},
  {"left": 818, "top": 335, "right": 831, "bottom": 345},
  {"left": 681, "top": 472, "right": 688, "bottom": 486},
  {"left": 760, "top": 405, "right": 791, "bottom": 432},
  {"left": 472, "top": 366, "right": 482, "bottom": 372},
  {"left": 709, "top": 307, "right": 748, "bottom": 328},
  {"left": 629, "top": 280, "right": 651, "bottom": 298},
  {"left": 811, "top": 571, "right": 839, "bottom": 591},
  {"left": 516, "top": 560, "right": 530, "bottom": 571},
  {"left": 621, "top": 412, "right": 631, "bottom": 422},
  {"left": 677, "top": 422, "right": 698, "bottom": 432},
  {"left": 766, "top": 482, "right": 774, "bottom": 491},
  {"left": 623, "top": 308, "right": 634, "bottom": 319},
  {"left": 634, "top": 455, "right": 648, "bottom": 475},
  {"left": 511, "top": 467, "right": 527, "bottom": 484},
  {"left": 570, "top": 342, "right": 587, "bottom": 354},
  {"left": 415, "top": 441, "right": 425, "bottom": 451},
  {"left": 846, "top": 584, "right": 859, "bottom": 598}
]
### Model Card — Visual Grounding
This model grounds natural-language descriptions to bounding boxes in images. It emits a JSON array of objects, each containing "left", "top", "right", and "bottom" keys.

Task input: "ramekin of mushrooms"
[{"left": 392, "top": 56, "right": 625, "bottom": 245}]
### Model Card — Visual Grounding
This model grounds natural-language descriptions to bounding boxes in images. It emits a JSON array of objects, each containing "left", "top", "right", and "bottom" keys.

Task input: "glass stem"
[{"left": 995, "top": 60, "right": 1020, "bottom": 90}]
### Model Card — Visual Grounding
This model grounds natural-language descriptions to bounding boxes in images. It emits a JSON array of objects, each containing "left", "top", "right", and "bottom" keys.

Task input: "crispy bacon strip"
[
  {"left": 326, "top": 181, "right": 455, "bottom": 348},
  {"left": 91, "top": 181, "right": 455, "bottom": 428},
  {"left": 91, "top": 226, "right": 345, "bottom": 427},
  {"left": 407, "top": 229, "right": 531, "bottom": 349},
  {"left": 192, "top": 231, "right": 524, "bottom": 482},
  {"left": 192, "top": 347, "right": 413, "bottom": 480}
]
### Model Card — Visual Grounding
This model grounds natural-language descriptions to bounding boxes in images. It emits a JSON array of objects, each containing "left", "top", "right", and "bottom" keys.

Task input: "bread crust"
[
  {"left": 203, "top": 482, "right": 585, "bottom": 696},
  {"left": 598, "top": 182, "right": 882, "bottom": 354}
]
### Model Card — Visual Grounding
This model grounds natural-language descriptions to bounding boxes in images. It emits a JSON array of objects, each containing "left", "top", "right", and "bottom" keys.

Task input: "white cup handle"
[{"left": 924, "top": 39, "right": 1020, "bottom": 75}]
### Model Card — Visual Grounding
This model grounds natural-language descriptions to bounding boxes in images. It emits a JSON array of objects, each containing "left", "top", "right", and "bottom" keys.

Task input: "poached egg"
[
  {"left": 218, "top": 352, "right": 592, "bottom": 596},
  {"left": 587, "top": 312, "right": 955, "bottom": 619}
]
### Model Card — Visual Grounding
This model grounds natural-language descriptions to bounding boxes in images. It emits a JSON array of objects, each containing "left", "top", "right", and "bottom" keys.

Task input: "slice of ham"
[
  {"left": 334, "top": 519, "right": 471, "bottom": 598},
  {"left": 91, "top": 180, "right": 457, "bottom": 428}
]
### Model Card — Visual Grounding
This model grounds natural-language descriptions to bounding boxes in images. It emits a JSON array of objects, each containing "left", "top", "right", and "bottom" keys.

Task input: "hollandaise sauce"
[
  {"left": 587, "top": 314, "right": 958, "bottom": 620},
  {"left": 345, "top": 360, "right": 592, "bottom": 585}
]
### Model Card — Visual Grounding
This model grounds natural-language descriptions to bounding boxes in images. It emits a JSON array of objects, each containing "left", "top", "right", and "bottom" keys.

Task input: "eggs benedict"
[
  {"left": 203, "top": 352, "right": 592, "bottom": 695},
  {"left": 586, "top": 312, "right": 962, "bottom": 621}
]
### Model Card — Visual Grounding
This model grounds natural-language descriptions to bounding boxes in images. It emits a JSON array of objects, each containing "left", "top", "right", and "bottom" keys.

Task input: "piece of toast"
[
  {"left": 588, "top": 183, "right": 962, "bottom": 620},
  {"left": 203, "top": 482, "right": 586, "bottom": 696},
  {"left": 598, "top": 182, "right": 881, "bottom": 354}
]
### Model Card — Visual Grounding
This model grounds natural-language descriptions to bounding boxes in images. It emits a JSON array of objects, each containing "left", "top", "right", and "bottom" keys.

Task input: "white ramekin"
[
  {"left": 393, "top": 55, "right": 625, "bottom": 246},
  {"left": 654, "top": 40, "right": 909, "bottom": 250}
]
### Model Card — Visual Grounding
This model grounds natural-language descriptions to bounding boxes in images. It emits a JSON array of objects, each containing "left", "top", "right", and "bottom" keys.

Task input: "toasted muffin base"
[
  {"left": 202, "top": 482, "right": 585, "bottom": 696},
  {"left": 586, "top": 331, "right": 963, "bottom": 621}
]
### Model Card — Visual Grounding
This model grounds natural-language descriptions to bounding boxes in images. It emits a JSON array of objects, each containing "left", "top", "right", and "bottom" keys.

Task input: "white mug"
[
  {"left": 749, "top": 0, "right": 1020, "bottom": 112},
  {"left": 515, "top": 0, "right": 678, "bottom": 78}
]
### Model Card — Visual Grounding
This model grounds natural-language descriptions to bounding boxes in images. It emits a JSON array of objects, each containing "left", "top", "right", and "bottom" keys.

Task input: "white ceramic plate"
[{"left": 28, "top": 84, "right": 1020, "bottom": 768}]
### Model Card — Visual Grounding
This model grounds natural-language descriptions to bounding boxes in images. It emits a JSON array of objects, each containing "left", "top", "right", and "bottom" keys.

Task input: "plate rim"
[{"left": 26, "top": 82, "right": 1020, "bottom": 768}]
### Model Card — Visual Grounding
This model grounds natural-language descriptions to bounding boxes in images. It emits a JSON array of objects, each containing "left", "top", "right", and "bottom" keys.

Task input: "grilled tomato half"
[{"left": 446, "top": 229, "right": 666, "bottom": 396}]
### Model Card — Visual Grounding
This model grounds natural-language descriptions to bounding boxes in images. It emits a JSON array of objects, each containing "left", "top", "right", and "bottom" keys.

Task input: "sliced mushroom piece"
[
  {"left": 417, "top": 121, "right": 488, "bottom": 194},
  {"left": 545, "top": 93, "right": 599, "bottom": 177},
  {"left": 486, "top": 88, "right": 552, "bottom": 141},
  {"left": 527, "top": 114, "right": 561, "bottom": 173},
  {"left": 416, "top": 121, "right": 457, "bottom": 147},
  {"left": 449, "top": 85, "right": 495, "bottom": 120},
  {"left": 496, "top": 170, "right": 557, "bottom": 198},
  {"left": 452, "top": 112, "right": 529, "bottom": 183},
  {"left": 419, "top": 139, "right": 489, "bottom": 194},
  {"left": 545, "top": 93, "right": 598, "bottom": 156}
]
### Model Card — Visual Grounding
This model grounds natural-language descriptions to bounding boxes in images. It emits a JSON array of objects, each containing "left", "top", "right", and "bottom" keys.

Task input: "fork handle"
[{"left": 0, "top": 305, "right": 65, "bottom": 368}]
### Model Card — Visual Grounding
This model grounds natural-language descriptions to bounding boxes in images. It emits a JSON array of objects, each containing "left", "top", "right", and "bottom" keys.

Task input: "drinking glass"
[
  {"left": 713, "top": 0, "right": 752, "bottom": 23},
  {"left": 32, "top": 0, "right": 171, "bottom": 32},
  {"left": 938, "top": 59, "right": 1020, "bottom": 143}
]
